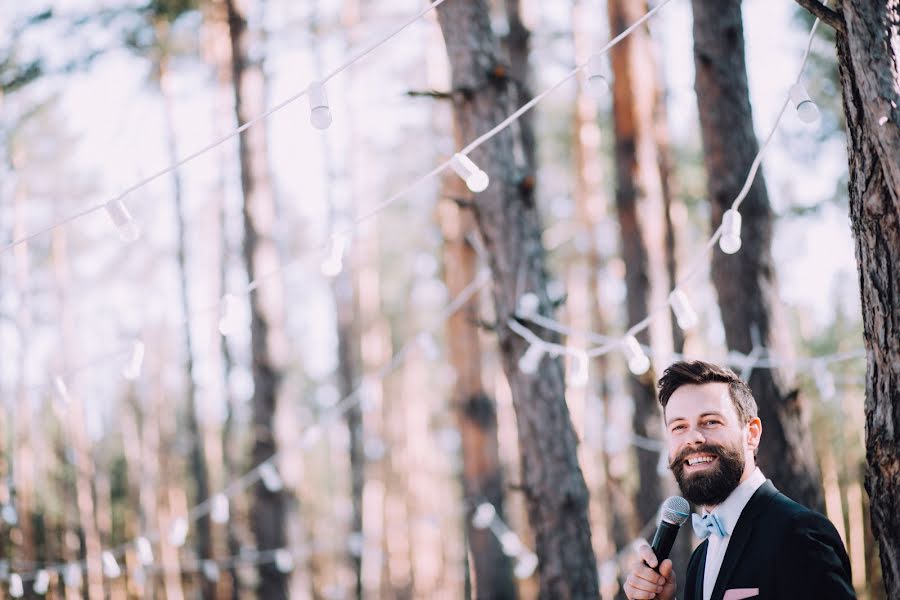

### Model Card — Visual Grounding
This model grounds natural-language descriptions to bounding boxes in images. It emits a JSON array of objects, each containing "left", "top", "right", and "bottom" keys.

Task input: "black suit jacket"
[{"left": 684, "top": 480, "right": 855, "bottom": 600}]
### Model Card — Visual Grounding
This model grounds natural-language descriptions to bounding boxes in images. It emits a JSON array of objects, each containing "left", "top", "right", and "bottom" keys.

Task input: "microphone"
[{"left": 650, "top": 496, "right": 690, "bottom": 567}]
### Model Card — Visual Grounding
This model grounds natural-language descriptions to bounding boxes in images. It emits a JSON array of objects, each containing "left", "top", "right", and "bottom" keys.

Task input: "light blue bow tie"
[{"left": 692, "top": 513, "right": 727, "bottom": 540}]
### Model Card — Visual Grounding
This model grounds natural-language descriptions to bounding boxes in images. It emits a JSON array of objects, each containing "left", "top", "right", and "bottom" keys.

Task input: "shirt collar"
[{"left": 701, "top": 467, "right": 766, "bottom": 536}]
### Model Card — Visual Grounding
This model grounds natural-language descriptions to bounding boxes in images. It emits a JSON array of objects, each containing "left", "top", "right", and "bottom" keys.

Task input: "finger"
[
  {"left": 658, "top": 558, "right": 674, "bottom": 577},
  {"left": 624, "top": 579, "right": 661, "bottom": 600},
  {"left": 633, "top": 565, "right": 667, "bottom": 587},
  {"left": 637, "top": 544, "right": 658, "bottom": 568},
  {"left": 626, "top": 572, "right": 666, "bottom": 596}
]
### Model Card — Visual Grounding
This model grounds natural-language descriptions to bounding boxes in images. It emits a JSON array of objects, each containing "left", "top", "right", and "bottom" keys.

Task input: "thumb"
[{"left": 658, "top": 558, "right": 674, "bottom": 578}]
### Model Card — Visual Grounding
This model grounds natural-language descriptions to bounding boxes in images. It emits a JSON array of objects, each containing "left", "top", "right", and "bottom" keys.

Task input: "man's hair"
[{"left": 657, "top": 360, "right": 758, "bottom": 425}]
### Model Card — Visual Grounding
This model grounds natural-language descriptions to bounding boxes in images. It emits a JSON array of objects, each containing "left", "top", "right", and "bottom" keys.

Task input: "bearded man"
[{"left": 623, "top": 360, "right": 855, "bottom": 600}]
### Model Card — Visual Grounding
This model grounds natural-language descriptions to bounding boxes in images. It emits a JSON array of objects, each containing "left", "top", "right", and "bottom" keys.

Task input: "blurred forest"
[{"left": 1, "top": 0, "right": 897, "bottom": 599}]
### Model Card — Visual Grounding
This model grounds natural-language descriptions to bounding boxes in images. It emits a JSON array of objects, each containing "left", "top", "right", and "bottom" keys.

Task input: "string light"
[
  {"left": 2, "top": 503, "right": 18, "bottom": 525},
  {"left": 308, "top": 82, "right": 332, "bottom": 130},
  {"left": 101, "top": 551, "right": 121, "bottom": 578},
  {"left": 168, "top": 518, "right": 189, "bottom": 547},
  {"left": 668, "top": 289, "right": 698, "bottom": 330},
  {"left": 64, "top": 563, "right": 82, "bottom": 589},
  {"left": 518, "top": 343, "right": 545, "bottom": 374},
  {"left": 274, "top": 549, "right": 294, "bottom": 573},
  {"left": 499, "top": 531, "right": 524, "bottom": 557},
  {"left": 569, "top": 351, "right": 590, "bottom": 387},
  {"left": 321, "top": 232, "right": 349, "bottom": 276},
  {"left": 9, "top": 573, "right": 23, "bottom": 598},
  {"left": 585, "top": 54, "right": 611, "bottom": 98},
  {"left": 449, "top": 153, "right": 489, "bottom": 193},
  {"left": 202, "top": 560, "right": 220, "bottom": 582},
  {"left": 622, "top": 335, "right": 650, "bottom": 375},
  {"left": 33, "top": 570, "right": 50, "bottom": 595},
  {"left": 217, "top": 294, "right": 238, "bottom": 336},
  {"left": 514, "top": 552, "right": 539, "bottom": 579},
  {"left": 136, "top": 537, "right": 154, "bottom": 565},
  {"left": 718, "top": 209, "right": 742, "bottom": 254},
  {"left": 472, "top": 503, "right": 497, "bottom": 529},
  {"left": 516, "top": 292, "right": 540, "bottom": 318},
  {"left": 103, "top": 200, "right": 140, "bottom": 243},
  {"left": 121, "top": 340, "right": 145, "bottom": 380},
  {"left": 789, "top": 82, "right": 820, "bottom": 125},
  {"left": 210, "top": 494, "right": 230, "bottom": 524},
  {"left": 258, "top": 462, "right": 284, "bottom": 493}
]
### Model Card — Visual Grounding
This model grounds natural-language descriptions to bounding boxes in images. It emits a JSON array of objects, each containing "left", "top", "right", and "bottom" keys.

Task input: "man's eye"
[
  {"left": 671, "top": 424, "right": 685, "bottom": 432},
  {"left": 703, "top": 420, "right": 721, "bottom": 427}
]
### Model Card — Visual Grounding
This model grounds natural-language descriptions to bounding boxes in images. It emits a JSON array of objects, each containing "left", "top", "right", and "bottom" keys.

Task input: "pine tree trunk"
[
  {"left": 607, "top": 0, "right": 671, "bottom": 526},
  {"left": 691, "top": 0, "right": 823, "bottom": 510},
  {"left": 436, "top": 2, "right": 599, "bottom": 597},
  {"left": 829, "top": 3, "right": 900, "bottom": 596},
  {"left": 224, "top": 0, "right": 288, "bottom": 596}
]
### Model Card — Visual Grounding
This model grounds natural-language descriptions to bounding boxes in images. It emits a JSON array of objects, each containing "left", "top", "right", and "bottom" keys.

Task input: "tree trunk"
[
  {"left": 436, "top": 2, "right": 599, "bottom": 597},
  {"left": 607, "top": 0, "right": 671, "bottom": 526},
  {"left": 828, "top": 3, "right": 900, "bottom": 596},
  {"left": 440, "top": 169, "right": 517, "bottom": 599},
  {"left": 691, "top": 0, "right": 823, "bottom": 510},
  {"left": 224, "top": 0, "right": 288, "bottom": 597}
]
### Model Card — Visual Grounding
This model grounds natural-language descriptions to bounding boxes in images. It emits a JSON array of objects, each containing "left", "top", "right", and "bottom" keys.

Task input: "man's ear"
[{"left": 747, "top": 417, "right": 762, "bottom": 452}]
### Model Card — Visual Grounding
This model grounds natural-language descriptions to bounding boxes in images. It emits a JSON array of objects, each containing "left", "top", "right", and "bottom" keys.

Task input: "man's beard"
[{"left": 669, "top": 442, "right": 745, "bottom": 507}]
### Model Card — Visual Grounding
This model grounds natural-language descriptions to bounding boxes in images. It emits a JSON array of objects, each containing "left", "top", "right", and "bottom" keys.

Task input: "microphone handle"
[{"left": 650, "top": 520, "right": 681, "bottom": 568}]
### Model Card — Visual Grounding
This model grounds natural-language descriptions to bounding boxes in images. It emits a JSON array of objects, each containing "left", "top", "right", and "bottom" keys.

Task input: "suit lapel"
[
  {"left": 693, "top": 543, "right": 707, "bottom": 600},
  {"left": 710, "top": 480, "right": 779, "bottom": 600}
]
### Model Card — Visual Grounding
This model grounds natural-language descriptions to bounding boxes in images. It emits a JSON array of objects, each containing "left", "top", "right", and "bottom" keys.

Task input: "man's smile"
[{"left": 683, "top": 453, "right": 719, "bottom": 472}]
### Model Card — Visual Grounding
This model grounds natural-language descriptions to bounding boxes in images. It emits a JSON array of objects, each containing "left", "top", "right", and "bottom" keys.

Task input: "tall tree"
[
  {"left": 224, "top": 0, "right": 289, "bottom": 596},
  {"left": 435, "top": 1, "right": 599, "bottom": 597},
  {"left": 606, "top": 0, "right": 672, "bottom": 526},
  {"left": 691, "top": 0, "right": 824, "bottom": 510},
  {"left": 795, "top": 0, "right": 900, "bottom": 595}
]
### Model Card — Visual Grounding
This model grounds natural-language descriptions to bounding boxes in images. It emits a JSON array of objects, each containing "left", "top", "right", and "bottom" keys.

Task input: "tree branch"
[{"left": 793, "top": 0, "right": 845, "bottom": 34}]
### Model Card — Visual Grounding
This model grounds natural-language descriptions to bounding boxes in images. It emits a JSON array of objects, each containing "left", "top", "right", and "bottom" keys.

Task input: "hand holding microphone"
[{"left": 624, "top": 496, "right": 690, "bottom": 600}]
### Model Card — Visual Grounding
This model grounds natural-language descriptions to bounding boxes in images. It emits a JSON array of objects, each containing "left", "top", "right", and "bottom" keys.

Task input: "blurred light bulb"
[
  {"left": 813, "top": 360, "right": 836, "bottom": 401},
  {"left": 518, "top": 343, "right": 545, "bottom": 374},
  {"left": 105, "top": 199, "right": 140, "bottom": 242},
  {"left": 668, "top": 289, "right": 698, "bottom": 330},
  {"left": 516, "top": 292, "right": 540, "bottom": 318},
  {"left": 64, "top": 564, "right": 82, "bottom": 589},
  {"left": 122, "top": 340, "right": 145, "bottom": 380},
  {"left": 259, "top": 462, "right": 284, "bottom": 492},
  {"left": 321, "top": 232, "right": 349, "bottom": 277},
  {"left": 274, "top": 548, "right": 294, "bottom": 573},
  {"left": 2, "top": 503, "right": 18, "bottom": 525},
  {"left": 308, "top": 82, "right": 332, "bottom": 130},
  {"left": 168, "top": 518, "right": 188, "bottom": 547},
  {"left": 416, "top": 332, "right": 440, "bottom": 360},
  {"left": 136, "top": 537, "right": 154, "bottom": 565},
  {"left": 472, "top": 503, "right": 496, "bottom": 529},
  {"left": 202, "top": 560, "right": 220, "bottom": 582},
  {"left": 450, "top": 153, "right": 489, "bottom": 193},
  {"left": 546, "top": 280, "right": 566, "bottom": 303},
  {"left": 585, "top": 54, "right": 610, "bottom": 98},
  {"left": 622, "top": 336, "right": 650, "bottom": 375},
  {"left": 210, "top": 493, "right": 230, "bottom": 524},
  {"left": 33, "top": 570, "right": 50, "bottom": 595},
  {"left": 102, "top": 551, "right": 121, "bottom": 578},
  {"left": 499, "top": 531, "right": 523, "bottom": 557},
  {"left": 719, "top": 209, "right": 742, "bottom": 254},
  {"left": 217, "top": 294, "right": 238, "bottom": 336},
  {"left": 514, "top": 552, "right": 539, "bottom": 579},
  {"left": 9, "top": 573, "right": 23, "bottom": 598},
  {"left": 569, "top": 351, "right": 590, "bottom": 387},
  {"left": 790, "top": 82, "right": 820, "bottom": 125}
]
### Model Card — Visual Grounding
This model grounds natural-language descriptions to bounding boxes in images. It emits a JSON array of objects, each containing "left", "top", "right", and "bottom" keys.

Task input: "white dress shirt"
[{"left": 701, "top": 467, "right": 766, "bottom": 600}]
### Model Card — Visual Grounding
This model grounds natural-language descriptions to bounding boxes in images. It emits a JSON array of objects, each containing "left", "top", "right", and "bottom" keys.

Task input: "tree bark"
[
  {"left": 691, "top": 0, "right": 823, "bottom": 510},
  {"left": 436, "top": 2, "right": 599, "bottom": 597},
  {"left": 607, "top": 0, "right": 671, "bottom": 526},
  {"left": 225, "top": 0, "right": 289, "bottom": 597},
  {"left": 828, "top": 2, "right": 900, "bottom": 596}
]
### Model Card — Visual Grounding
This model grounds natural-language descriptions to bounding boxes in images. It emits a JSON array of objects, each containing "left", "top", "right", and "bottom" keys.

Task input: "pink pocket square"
[{"left": 723, "top": 589, "right": 759, "bottom": 600}]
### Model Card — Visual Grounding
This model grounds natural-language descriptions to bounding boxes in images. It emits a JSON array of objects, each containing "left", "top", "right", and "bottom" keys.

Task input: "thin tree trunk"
[
  {"left": 691, "top": 0, "right": 823, "bottom": 510},
  {"left": 224, "top": 0, "right": 289, "bottom": 596},
  {"left": 606, "top": 0, "right": 671, "bottom": 526},
  {"left": 436, "top": 2, "right": 599, "bottom": 597},
  {"left": 826, "top": 3, "right": 900, "bottom": 595}
]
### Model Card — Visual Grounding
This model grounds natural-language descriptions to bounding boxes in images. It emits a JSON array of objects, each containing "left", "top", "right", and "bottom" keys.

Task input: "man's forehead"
[{"left": 666, "top": 382, "right": 734, "bottom": 415}]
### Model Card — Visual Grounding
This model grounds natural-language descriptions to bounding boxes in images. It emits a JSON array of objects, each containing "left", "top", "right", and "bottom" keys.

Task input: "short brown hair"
[{"left": 657, "top": 360, "right": 758, "bottom": 425}]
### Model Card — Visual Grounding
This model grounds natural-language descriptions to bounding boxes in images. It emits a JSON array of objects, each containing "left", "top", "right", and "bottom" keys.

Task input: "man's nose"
[{"left": 684, "top": 427, "right": 706, "bottom": 445}]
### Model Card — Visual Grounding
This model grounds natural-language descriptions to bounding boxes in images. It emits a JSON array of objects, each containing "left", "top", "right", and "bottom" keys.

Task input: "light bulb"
[
  {"left": 518, "top": 343, "right": 545, "bottom": 374},
  {"left": 102, "top": 551, "right": 121, "bottom": 578},
  {"left": 569, "top": 351, "right": 589, "bottom": 387},
  {"left": 308, "top": 82, "right": 332, "bottom": 130},
  {"left": 472, "top": 503, "right": 496, "bottom": 529},
  {"left": 9, "top": 573, "right": 23, "bottom": 598},
  {"left": 274, "top": 548, "right": 294, "bottom": 573},
  {"left": 668, "top": 289, "right": 698, "bottom": 331},
  {"left": 64, "top": 564, "right": 82, "bottom": 589},
  {"left": 202, "top": 560, "right": 220, "bottom": 582},
  {"left": 622, "top": 336, "right": 650, "bottom": 375},
  {"left": 514, "top": 552, "right": 539, "bottom": 579},
  {"left": 33, "top": 570, "right": 50, "bottom": 595},
  {"left": 813, "top": 361, "right": 836, "bottom": 401},
  {"left": 105, "top": 199, "right": 140, "bottom": 242},
  {"left": 136, "top": 537, "right": 154, "bottom": 565},
  {"left": 546, "top": 280, "right": 566, "bottom": 303},
  {"left": 210, "top": 493, "right": 230, "bottom": 524},
  {"left": 450, "top": 153, "right": 489, "bottom": 193},
  {"left": 217, "top": 294, "right": 238, "bottom": 336},
  {"left": 790, "top": 82, "right": 820, "bottom": 125},
  {"left": 416, "top": 332, "right": 440, "bottom": 360},
  {"left": 321, "top": 232, "right": 349, "bottom": 276},
  {"left": 168, "top": 517, "right": 188, "bottom": 547},
  {"left": 516, "top": 292, "right": 540, "bottom": 318},
  {"left": 122, "top": 340, "right": 145, "bottom": 380},
  {"left": 719, "top": 209, "right": 742, "bottom": 255},
  {"left": 585, "top": 54, "right": 610, "bottom": 99},
  {"left": 259, "top": 462, "right": 284, "bottom": 492},
  {"left": 2, "top": 503, "right": 18, "bottom": 525}
]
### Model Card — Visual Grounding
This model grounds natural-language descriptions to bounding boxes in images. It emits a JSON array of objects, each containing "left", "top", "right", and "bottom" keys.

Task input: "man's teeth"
[{"left": 687, "top": 456, "right": 715, "bottom": 465}]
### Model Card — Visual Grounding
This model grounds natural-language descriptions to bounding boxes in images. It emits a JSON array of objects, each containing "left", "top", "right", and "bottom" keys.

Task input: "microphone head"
[{"left": 661, "top": 496, "right": 690, "bottom": 526}]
